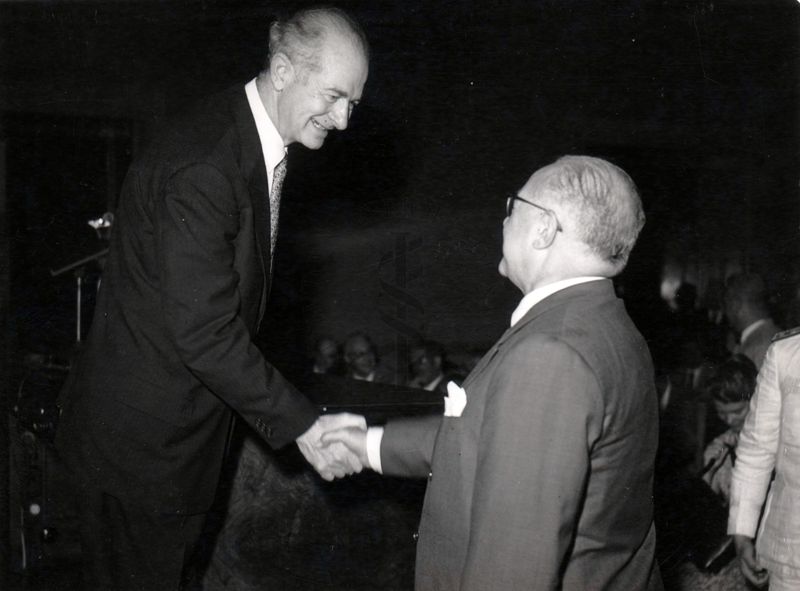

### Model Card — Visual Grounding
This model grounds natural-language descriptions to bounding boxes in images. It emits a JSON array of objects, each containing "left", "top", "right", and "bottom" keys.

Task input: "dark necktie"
[{"left": 270, "top": 156, "right": 287, "bottom": 259}]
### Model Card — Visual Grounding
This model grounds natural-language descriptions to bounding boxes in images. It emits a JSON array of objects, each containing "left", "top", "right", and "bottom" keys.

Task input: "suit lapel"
[{"left": 232, "top": 89, "right": 272, "bottom": 320}]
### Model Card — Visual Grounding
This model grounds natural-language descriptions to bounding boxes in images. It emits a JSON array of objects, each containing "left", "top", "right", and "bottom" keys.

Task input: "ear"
[
  {"left": 270, "top": 52, "right": 295, "bottom": 91},
  {"left": 529, "top": 214, "right": 559, "bottom": 249}
]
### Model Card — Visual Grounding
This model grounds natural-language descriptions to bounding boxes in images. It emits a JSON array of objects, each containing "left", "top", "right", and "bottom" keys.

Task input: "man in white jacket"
[{"left": 728, "top": 327, "right": 800, "bottom": 590}]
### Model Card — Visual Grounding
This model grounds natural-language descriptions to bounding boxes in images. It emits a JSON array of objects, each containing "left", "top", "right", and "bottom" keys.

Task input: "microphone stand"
[{"left": 50, "top": 248, "right": 108, "bottom": 344}]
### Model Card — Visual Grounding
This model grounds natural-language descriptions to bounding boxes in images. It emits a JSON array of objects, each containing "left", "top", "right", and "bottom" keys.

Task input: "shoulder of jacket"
[{"left": 771, "top": 326, "right": 800, "bottom": 343}]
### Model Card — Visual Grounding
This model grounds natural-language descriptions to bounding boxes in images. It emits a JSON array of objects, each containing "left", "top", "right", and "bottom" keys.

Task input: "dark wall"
[{"left": 2, "top": 0, "right": 798, "bottom": 377}]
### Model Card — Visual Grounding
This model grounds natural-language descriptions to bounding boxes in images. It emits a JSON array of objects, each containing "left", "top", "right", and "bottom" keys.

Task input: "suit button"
[
  {"left": 412, "top": 532, "right": 419, "bottom": 542},
  {"left": 428, "top": 471, "right": 433, "bottom": 480}
]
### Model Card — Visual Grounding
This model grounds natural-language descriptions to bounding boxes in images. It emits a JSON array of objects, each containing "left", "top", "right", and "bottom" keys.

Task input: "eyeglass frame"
[{"left": 505, "top": 194, "right": 563, "bottom": 232}]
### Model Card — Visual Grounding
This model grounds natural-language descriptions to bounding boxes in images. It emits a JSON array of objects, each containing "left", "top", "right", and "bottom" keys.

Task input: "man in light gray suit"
[{"left": 327, "top": 156, "right": 663, "bottom": 590}]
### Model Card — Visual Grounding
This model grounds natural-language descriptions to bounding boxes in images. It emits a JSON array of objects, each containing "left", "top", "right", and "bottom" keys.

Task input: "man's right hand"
[
  {"left": 733, "top": 534, "right": 769, "bottom": 588},
  {"left": 321, "top": 426, "right": 369, "bottom": 469},
  {"left": 296, "top": 413, "right": 366, "bottom": 481}
]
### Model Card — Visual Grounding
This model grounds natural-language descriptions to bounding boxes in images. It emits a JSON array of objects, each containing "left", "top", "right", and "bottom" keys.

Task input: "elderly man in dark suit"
[
  {"left": 327, "top": 156, "right": 663, "bottom": 590},
  {"left": 55, "top": 7, "right": 369, "bottom": 590}
]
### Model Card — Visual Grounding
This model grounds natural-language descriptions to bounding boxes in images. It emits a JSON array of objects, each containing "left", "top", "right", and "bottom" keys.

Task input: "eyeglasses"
[{"left": 505, "top": 195, "right": 563, "bottom": 232}]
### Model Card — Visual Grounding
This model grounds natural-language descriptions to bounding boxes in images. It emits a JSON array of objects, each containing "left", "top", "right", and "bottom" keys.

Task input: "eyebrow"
[{"left": 323, "top": 86, "right": 360, "bottom": 103}]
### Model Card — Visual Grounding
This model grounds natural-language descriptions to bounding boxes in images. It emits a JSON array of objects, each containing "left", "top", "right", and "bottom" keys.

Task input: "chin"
[
  {"left": 498, "top": 258, "right": 508, "bottom": 277},
  {"left": 300, "top": 137, "right": 326, "bottom": 150}
]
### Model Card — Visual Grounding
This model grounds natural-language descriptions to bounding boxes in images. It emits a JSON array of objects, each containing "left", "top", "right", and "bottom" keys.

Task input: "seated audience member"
[
  {"left": 729, "top": 327, "right": 800, "bottom": 590},
  {"left": 701, "top": 354, "right": 758, "bottom": 502},
  {"left": 311, "top": 337, "right": 342, "bottom": 375},
  {"left": 654, "top": 355, "right": 758, "bottom": 590},
  {"left": 406, "top": 340, "right": 463, "bottom": 394},
  {"left": 343, "top": 331, "right": 394, "bottom": 384},
  {"left": 724, "top": 273, "right": 781, "bottom": 369}
]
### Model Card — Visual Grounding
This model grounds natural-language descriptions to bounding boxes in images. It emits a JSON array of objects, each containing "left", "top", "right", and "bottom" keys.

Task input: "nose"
[{"left": 330, "top": 99, "right": 350, "bottom": 130}]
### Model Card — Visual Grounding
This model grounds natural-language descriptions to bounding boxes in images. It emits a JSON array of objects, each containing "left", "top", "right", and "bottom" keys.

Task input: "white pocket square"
[{"left": 444, "top": 382, "right": 467, "bottom": 417}]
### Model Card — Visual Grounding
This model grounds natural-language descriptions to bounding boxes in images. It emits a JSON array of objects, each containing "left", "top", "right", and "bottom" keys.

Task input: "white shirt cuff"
[{"left": 366, "top": 426, "right": 384, "bottom": 474}]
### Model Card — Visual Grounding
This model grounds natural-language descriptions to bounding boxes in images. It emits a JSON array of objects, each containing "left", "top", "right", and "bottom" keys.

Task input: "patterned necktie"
[{"left": 269, "top": 156, "right": 287, "bottom": 259}]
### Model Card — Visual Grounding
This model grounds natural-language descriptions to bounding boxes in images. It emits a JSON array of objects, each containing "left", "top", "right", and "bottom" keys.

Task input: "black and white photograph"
[{"left": 1, "top": 1, "right": 798, "bottom": 590}]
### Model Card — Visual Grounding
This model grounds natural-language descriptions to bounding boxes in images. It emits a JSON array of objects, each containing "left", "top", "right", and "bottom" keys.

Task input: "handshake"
[{"left": 295, "top": 413, "right": 372, "bottom": 481}]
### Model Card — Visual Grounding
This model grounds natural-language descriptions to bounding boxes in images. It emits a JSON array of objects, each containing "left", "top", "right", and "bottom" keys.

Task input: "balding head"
[
  {"left": 541, "top": 156, "right": 644, "bottom": 273},
  {"left": 500, "top": 156, "right": 644, "bottom": 293}
]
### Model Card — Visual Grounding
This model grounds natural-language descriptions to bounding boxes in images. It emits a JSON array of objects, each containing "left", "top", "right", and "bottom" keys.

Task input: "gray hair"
[
  {"left": 544, "top": 155, "right": 644, "bottom": 272},
  {"left": 267, "top": 6, "right": 369, "bottom": 76}
]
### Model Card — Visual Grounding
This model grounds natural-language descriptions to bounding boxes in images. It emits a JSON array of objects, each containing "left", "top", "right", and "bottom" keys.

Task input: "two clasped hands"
[{"left": 295, "top": 413, "right": 372, "bottom": 481}]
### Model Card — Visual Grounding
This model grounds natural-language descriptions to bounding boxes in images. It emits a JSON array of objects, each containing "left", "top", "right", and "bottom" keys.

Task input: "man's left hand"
[{"left": 296, "top": 413, "right": 367, "bottom": 480}]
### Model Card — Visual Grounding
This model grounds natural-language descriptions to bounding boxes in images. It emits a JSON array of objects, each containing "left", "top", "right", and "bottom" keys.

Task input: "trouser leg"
[{"left": 78, "top": 489, "right": 205, "bottom": 591}]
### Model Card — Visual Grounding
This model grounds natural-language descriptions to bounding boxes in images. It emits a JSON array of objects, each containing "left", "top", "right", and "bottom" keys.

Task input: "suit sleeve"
[
  {"left": 380, "top": 415, "right": 442, "bottom": 478},
  {"left": 461, "top": 336, "right": 603, "bottom": 590},
  {"left": 155, "top": 163, "right": 317, "bottom": 448}
]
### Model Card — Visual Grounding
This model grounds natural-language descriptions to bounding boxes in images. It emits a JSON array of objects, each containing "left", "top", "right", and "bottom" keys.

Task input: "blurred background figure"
[
  {"left": 343, "top": 331, "right": 394, "bottom": 384},
  {"left": 724, "top": 273, "right": 781, "bottom": 370},
  {"left": 654, "top": 354, "right": 758, "bottom": 591},
  {"left": 311, "top": 336, "right": 342, "bottom": 376},
  {"left": 406, "top": 340, "right": 463, "bottom": 395},
  {"left": 701, "top": 354, "right": 758, "bottom": 502}
]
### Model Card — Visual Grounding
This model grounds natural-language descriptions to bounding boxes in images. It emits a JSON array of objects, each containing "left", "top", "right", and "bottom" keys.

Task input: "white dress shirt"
[
  {"left": 244, "top": 78, "right": 286, "bottom": 192},
  {"left": 739, "top": 318, "right": 768, "bottom": 347}
]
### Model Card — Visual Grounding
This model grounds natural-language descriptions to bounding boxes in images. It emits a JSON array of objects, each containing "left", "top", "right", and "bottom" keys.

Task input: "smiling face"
[{"left": 274, "top": 32, "right": 368, "bottom": 149}]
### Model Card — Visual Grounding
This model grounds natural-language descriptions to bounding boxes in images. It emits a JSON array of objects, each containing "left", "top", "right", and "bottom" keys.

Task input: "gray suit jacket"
[{"left": 381, "top": 280, "right": 662, "bottom": 590}]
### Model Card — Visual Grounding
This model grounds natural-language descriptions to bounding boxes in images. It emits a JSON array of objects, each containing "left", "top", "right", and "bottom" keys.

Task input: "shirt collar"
[
  {"left": 510, "top": 276, "right": 605, "bottom": 327},
  {"left": 740, "top": 318, "right": 768, "bottom": 344},
  {"left": 245, "top": 78, "right": 287, "bottom": 191},
  {"left": 353, "top": 371, "right": 376, "bottom": 382}
]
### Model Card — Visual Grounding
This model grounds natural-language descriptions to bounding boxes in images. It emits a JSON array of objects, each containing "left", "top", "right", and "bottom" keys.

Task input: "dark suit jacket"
[
  {"left": 381, "top": 280, "right": 662, "bottom": 590},
  {"left": 55, "top": 85, "right": 318, "bottom": 514}
]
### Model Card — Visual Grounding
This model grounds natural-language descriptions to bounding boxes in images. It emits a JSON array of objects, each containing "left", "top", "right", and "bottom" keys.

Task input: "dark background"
[{"left": 2, "top": 0, "right": 798, "bottom": 381}]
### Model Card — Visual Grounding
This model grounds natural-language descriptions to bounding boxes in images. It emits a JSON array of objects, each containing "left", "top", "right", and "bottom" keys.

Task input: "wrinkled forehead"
[
  {"left": 319, "top": 31, "right": 368, "bottom": 69},
  {"left": 312, "top": 35, "right": 368, "bottom": 96}
]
